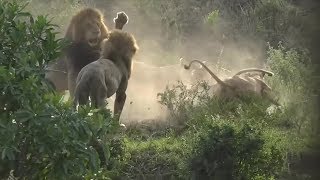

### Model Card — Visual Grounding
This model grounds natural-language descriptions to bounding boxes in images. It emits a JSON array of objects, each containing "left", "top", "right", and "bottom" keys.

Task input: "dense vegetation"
[
  {"left": 1, "top": 0, "right": 319, "bottom": 179},
  {"left": 0, "top": 1, "right": 120, "bottom": 179}
]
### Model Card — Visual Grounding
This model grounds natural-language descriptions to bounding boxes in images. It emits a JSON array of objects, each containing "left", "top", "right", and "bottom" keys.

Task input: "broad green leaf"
[
  {"left": 6, "top": 148, "right": 15, "bottom": 160},
  {"left": 1, "top": 148, "right": 7, "bottom": 159},
  {"left": 88, "top": 148, "right": 99, "bottom": 172},
  {"left": 0, "top": 122, "right": 6, "bottom": 128},
  {"left": 14, "top": 109, "right": 33, "bottom": 123}
]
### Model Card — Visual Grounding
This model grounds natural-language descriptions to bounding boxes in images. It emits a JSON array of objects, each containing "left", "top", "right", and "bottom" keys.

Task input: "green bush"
[
  {"left": 157, "top": 81, "right": 211, "bottom": 123},
  {"left": 135, "top": 0, "right": 305, "bottom": 48},
  {"left": 114, "top": 137, "right": 191, "bottom": 180},
  {"left": 0, "top": 1, "right": 117, "bottom": 179},
  {"left": 190, "top": 122, "right": 284, "bottom": 180},
  {"left": 23, "top": 0, "right": 86, "bottom": 38},
  {"left": 124, "top": 81, "right": 293, "bottom": 179},
  {"left": 119, "top": 94, "right": 291, "bottom": 179},
  {"left": 266, "top": 44, "right": 318, "bottom": 134},
  {"left": 156, "top": 56, "right": 309, "bottom": 178},
  {"left": 157, "top": 81, "right": 277, "bottom": 127}
]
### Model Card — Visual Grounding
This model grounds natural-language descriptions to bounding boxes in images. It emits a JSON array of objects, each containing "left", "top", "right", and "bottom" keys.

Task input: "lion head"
[
  {"left": 101, "top": 30, "right": 139, "bottom": 61},
  {"left": 65, "top": 8, "right": 109, "bottom": 47},
  {"left": 100, "top": 30, "right": 139, "bottom": 78}
]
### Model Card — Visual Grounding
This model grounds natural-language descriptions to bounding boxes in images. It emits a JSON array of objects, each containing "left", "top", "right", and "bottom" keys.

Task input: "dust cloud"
[
  {"left": 90, "top": 1, "right": 264, "bottom": 123},
  {"left": 40, "top": 0, "right": 266, "bottom": 123}
]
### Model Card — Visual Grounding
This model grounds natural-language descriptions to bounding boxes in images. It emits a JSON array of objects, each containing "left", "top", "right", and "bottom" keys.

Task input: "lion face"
[
  {"left": 67, "top": 8, "right": 109, "bottom": 47},
  {"left": 81, "top": 18, "right": 102, "bottom": 47}
]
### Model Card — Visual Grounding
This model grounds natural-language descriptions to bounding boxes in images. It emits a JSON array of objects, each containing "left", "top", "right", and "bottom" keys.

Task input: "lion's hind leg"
[
  {"left": 78, "top": 90, "right": 90, "bottom": 106},
  {"left": 90, "top": 82, "right": 108, "bottom": 109},
  {"left": 73, "top": 78, "right": 90, "bottom": 109}
]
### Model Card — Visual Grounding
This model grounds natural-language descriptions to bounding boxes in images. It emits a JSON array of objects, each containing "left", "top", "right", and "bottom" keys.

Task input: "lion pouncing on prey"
[
  {"left": 73, "top": 30, "right": 139, "bottom": 121},
  {"left": 45, "top": 8, "right": 129, "bottom": 95},
  {"left": 184, "top": 60, "right": 279, "bottom": 105}
]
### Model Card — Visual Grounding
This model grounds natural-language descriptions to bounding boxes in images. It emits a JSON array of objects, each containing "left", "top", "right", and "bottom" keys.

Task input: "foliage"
[
  {"left": 205, "top": 10, "right": 220, "bottom": 26},
  {"left": 135, "top": 0, "right": 217, "bottom": 42},
  {"left": 135, "top": 0, "right": 306, "bottom": 48},
  {"left": 210, "top": 0, "right": 305, "bottom": 46},
  {"left": 118, "top": 88, "right": 297, "bottom": 179},
  {"left": 113, "top": 137, "right": 191, "bottom": 179},
  {"left": 0, "top": 0, "right": 318, "bottom": 179},
  {"left": 156, "top": 81, "right": 303, "bottom": 178},
  {"left": 157, "top": 81, "right": 211, "bottom": 122},
  {"left": 155, "top": 43, "right": 317, "bottom": 178},
  {"left": 190, "top": 122, "right": 284, "bottom": 180},
  {"left": 23, "top": 0, "right": 86, "bottom": 37},
  {"left": 266, "top": 44, "right": 318, "bottom": 134},
  {"left": 0, "top": 1, "right": 117, "bottom": 179}
]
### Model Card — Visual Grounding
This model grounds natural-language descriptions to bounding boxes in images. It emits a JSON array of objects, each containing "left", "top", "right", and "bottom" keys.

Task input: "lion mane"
[{"left": 64, "top": 8, "right": 109, "bottom": 44}]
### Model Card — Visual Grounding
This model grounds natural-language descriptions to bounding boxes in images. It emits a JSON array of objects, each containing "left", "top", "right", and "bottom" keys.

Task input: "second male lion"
[{"left": 73, "top": 30, "right": 139, "bottom": 120}]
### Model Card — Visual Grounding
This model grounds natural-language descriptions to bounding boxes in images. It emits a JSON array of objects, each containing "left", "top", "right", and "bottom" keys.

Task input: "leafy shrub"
[
  {"left": 23, "top": 0, "right": 86, "bottom": 37},
  {"left": 266, "top": 44, "right": 318, "bottom": 134},
  {"left": 115, "top": 137, "right": 191, "bottom": 180},
  {"left": 135, "top": 0, "right": 305, "bottom": 48},
  {"left": 158, "top": 80, "right": 277, "bottom": 127},
  {"left": 0, "top": 1, "right": 117, "bottom": 179},
  {"left": 205, "top": 10, "right": 220, "bottom": 26},
  {"left": 157, "top": 81, "right": 211, "bottom": 122},
  {"left": 135, "top": 0, "right": 213, "bottom": 42},
  {"left": 120, "top": 93, "right": 291, "bottom": 179},
  {"left": 156, "top": 57, "right": 308, "bottom": 178},
  {"left": 190, "top": 122, "right": 284, "bottom": 180}
]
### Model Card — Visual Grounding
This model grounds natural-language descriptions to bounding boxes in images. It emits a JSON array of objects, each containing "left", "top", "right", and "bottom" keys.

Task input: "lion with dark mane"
[
  {"left": 73, "top": 30, "right": 139, "bottom": 121},
  {"left": 45, "top": 8, "right": 128, "bottom": 97}
]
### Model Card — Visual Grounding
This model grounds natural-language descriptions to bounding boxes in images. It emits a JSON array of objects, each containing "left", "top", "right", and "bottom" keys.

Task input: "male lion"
[
  {"left": 45, "top": 8, "right": 129, "bottom": 95},
  {"left": 73, "top": 30, "right": 139, "bottom": 120},
  {"left": 184, "top": 60, "right": 279, "bottom": 105}
]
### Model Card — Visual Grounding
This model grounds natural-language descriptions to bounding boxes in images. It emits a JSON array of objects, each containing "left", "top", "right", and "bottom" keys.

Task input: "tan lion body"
[
  {"left": 184, "top": 60, "right": 279, "bottom": 105},
  {"left": 211, "top": 75, "right": 269, "bottom": 98},
  {"left": 73, "top": 30, "right": 139, "bottom": 119}
]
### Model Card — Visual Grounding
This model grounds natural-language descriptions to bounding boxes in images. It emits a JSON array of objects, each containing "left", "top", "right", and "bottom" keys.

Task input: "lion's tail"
[
  {"left": 233, "top": 68, "right": 274, "bottom": 77},
  {"left": 73, "top": 84, "right": 80, "bottom": 109},
  {"left": 184, "top": 59, "right": 229, "bottom": 87}
]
